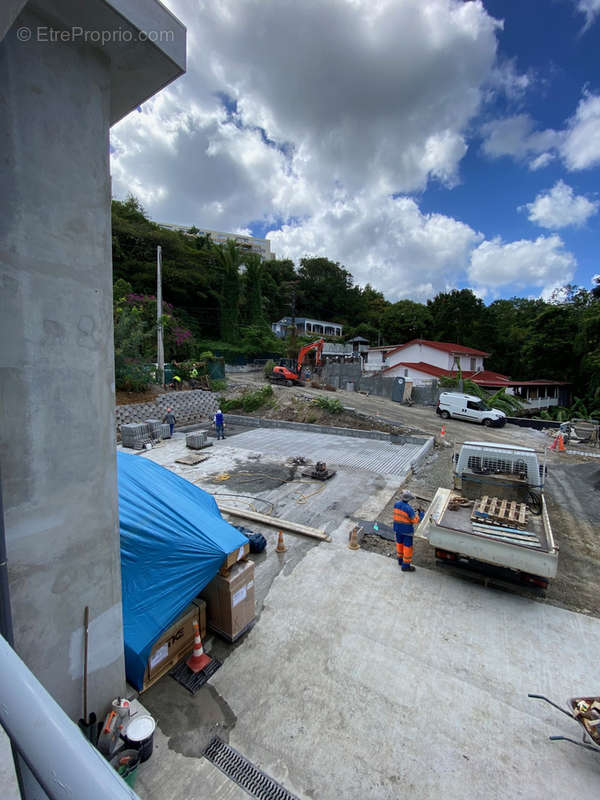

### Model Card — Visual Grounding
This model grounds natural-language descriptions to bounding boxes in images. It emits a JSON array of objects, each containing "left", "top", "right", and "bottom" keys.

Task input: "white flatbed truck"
[{"left": 417, "top": 441, "right": 558, "bottom": 589}]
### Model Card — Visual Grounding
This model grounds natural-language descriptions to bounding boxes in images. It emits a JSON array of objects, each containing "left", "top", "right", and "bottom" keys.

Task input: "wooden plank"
[
  {"left": 216, "top": 503, "right": 331, "bottom": 542},
  {"left": 518, "top": 505, "right": 527, "bottom": 526},
  {"left": 498, "top": 498, "right": 507, "bottom": 520},
  {"left": 508, "top": 501, "right": 517, "bottom": 523}
]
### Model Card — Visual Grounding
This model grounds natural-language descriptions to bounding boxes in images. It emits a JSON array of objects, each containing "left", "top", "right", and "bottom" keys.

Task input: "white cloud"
[
  {"left": 481, "top": 92, "right": 600, "bottom": 171},
  {"left": 468, "top": 234, "right": 576, "bottom": 292},
  {"left": 524, "top": 180, "right": 599, "bottom": 229},
  {"left": 561, "top": 92, "right": 600, "bottom": 170},
  {"left": 111, "top": 0, "right": 501, "bottom": 240},
  {"left": 267, "top": 193, "right": 482, "bottom": 301},
  {"left": 529, "top": 152, "right": 555, "bottom": 171},
  {"left": 480, "top": 114, "right": 562, "bottom": 167},
  {"left": 486, "top": 58, "right": 533, "bottom": 101},
  {"left": 575, "top": 0, "right": 600, "bottom": 31}
]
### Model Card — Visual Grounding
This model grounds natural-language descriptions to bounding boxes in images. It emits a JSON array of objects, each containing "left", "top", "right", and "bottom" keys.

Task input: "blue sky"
[{"left": 110, "top": 0, "right": 600, "bottom": 303}]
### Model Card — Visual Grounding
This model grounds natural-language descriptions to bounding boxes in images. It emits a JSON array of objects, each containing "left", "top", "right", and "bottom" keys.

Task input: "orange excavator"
[{"left": 268, "top": 338, "right": 325, "bottom": 386}]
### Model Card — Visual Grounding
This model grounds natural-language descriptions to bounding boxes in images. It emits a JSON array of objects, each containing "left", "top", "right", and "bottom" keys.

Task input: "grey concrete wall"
[
  {"left": 358, "top": 374, "right": 397, "bottom": 399},
  {"left": 0, "top": 9, "right": 126, "bottom": 718},
  {"left": 116, "top": 390, "right": 218, "bottom": 431},
  {"left": 411, "top": 381, "right": 440, "bottom": 406},
  {"left": 321, "top": 362, "right": 362, "bottom": 389}
]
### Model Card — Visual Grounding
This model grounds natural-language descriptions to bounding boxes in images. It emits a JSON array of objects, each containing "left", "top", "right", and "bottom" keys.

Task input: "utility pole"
[{"left": 156, "top": 246, "right": 165, "bottom": 387}]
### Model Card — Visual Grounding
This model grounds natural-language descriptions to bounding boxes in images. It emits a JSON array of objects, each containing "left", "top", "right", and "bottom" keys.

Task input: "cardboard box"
[
  {"left": 142, "top": 601, "right": 206, "bottom": 691},
  {"left": 200, "top": 560, "right": 255, "bottom": 642},
  {"left": 223, "top": 541, "right": 250, "bottom": 570}
]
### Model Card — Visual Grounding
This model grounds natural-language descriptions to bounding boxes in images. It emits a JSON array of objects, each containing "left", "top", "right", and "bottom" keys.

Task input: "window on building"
[
  {"left": 470, "top": 358, "right": 476, "bottom": 371},
  {"left": 404, "top": 369, "right": 408, "bottom": 377}
]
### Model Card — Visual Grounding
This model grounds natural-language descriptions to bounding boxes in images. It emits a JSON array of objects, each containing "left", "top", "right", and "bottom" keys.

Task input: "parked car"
[{"left": 436, "top": 392, "right": 506, "bottom": 427}]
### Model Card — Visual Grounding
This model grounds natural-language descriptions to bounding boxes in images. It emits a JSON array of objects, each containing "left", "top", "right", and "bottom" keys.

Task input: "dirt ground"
[
  {"left": 226, "top": 371, "right": 600, "bottom": 619},
  {"left": 116, "top": 384, "right": 167, "bottom": 405}
]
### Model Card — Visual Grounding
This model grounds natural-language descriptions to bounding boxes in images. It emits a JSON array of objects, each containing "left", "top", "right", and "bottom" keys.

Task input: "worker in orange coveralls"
[{"left": 393, "top": 489, "right": 424, "bottom": 572}]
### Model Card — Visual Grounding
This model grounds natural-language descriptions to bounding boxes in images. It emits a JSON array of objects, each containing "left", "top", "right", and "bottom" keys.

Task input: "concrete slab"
[
  {"left": 223, "top": 428, "right": 425, "bottom": 477},
  {"left": 215, "top": 548, "right": 600, "bottom": 800},
  {"left": 122, "top": 433, "right": 600, "bottom": 800}
]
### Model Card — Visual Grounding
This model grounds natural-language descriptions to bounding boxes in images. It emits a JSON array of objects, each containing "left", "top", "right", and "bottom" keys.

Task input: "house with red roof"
[{"left": 364, "top": 339, "right": 569, "bottom": 411}]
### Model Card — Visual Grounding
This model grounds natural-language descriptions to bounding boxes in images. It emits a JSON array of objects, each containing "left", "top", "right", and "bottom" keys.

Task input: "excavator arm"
[{"left": 296, "top": 338, "right": 325, "bottom": 374}]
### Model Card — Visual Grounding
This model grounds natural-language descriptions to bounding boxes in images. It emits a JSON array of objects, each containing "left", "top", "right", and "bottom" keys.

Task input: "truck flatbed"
[{"left": 418, "top": 487, "right": 558, "bottom": 579}]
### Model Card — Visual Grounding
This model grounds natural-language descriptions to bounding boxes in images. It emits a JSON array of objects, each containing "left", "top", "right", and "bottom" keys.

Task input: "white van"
[{"left": 436, "top": 392, "right": 506, "bottom": 427}]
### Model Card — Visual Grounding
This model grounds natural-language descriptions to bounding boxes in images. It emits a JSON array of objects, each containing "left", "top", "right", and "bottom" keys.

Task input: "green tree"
[
  {"left": 241, "top": 253, "right": 265, "bottom": 326},
  {"left": 427, "top": 289, "right": 486, "bottom": 346},
  {"left": 212, "top": 240, "right": 243, "bottom": 343},
  {"left": 380, "top": 300, "right": 433, "bottom": 343},
  {"left": 296, "top": 257, "right": 352, "bottom": 322}
]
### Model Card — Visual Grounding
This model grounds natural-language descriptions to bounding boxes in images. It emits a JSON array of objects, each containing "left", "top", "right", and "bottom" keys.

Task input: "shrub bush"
[
  {"left": 219, "top": 385, "right": 274, "bottom": 413},
  {"left": 312, "top": 396, "right": 344, "bottom": 414},
  {"left": 115, "top": 361, "right": 152, "bottom": 392}
]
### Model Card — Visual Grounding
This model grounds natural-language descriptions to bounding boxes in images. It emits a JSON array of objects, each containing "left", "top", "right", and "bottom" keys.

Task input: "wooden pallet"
[{"left": 471, "top": 495, "right": 528, "bottom": 529}]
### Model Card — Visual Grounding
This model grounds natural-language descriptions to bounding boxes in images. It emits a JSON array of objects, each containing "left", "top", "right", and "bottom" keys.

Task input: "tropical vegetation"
[{"left": 112, "top": 195, "right": 600, "bottom": 416}]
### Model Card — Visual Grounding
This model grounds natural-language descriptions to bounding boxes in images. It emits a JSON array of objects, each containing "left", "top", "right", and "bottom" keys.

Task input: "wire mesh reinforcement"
[{"left": 202, "top": 737, "right": 299, "bottom": 800}]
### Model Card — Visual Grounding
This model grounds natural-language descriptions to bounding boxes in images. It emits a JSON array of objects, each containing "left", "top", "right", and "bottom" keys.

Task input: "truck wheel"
[
  {"left": 440, "top": 410, "right": 450, "bottom": 419},
  {"left": 286, "top": 380, "right": 293, "bottom": 387},
  {"left": 482, "top": 418, "right": 493, "bottom": 427}
]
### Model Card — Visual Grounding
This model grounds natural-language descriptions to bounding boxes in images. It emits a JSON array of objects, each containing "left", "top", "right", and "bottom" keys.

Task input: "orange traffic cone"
[
  {"left": 348, "top": 526, "right": 360, "bottom": 550},
  {"left": 549, "top": 435, "right": 558, "bottom": 451},
  {"left": 440, "top": 424, "right": 446, "bottom": 438},
  {"left": 186, "top": 620, "right": 212, "bottom": 673},
  {"left": 558, "top": 434, "right": 565, "bottom": 452},
  {"left": 275, "top": 530, "right": 287, "bottom": 553}
]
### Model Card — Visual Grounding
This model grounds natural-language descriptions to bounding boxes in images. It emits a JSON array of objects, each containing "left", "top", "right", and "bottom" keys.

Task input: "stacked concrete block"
[
  {"left": 145, "top": 418, "right": 162, "bottom": 439},
  {"left": 160, "top": 424, "right": 172, "bottom": 439},
  {"left": 121, "top": 423, "right": 152, "bottom": 449},
  {"left": 186, "top": 432, "right": 208, "bottom": 450}
]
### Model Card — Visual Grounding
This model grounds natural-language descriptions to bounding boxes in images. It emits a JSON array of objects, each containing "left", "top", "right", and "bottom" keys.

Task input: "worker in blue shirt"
[
  {"left": 214, "top": 408, "right": 225, "bottom": 439},
  {"left": 393, "top": 489, "right": 424, "bottom": 572}
]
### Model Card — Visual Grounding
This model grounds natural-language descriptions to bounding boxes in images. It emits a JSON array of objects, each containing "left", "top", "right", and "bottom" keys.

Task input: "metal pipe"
[{"left": 0, "top": 634, "right": 140, "bottom": 800}]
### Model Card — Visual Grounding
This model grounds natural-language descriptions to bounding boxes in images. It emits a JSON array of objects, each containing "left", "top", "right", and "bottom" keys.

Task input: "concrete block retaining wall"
[{"left": 115, "top": 390, "right": 218, "bottom": 432}]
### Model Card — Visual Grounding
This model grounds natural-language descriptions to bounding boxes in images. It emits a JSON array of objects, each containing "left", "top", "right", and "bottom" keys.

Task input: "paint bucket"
[
  {"left": 110, "top": 749, "right": 139, "bottom": 788},
  {"left": 123, "top": 714, "right": 156, "bottom": 762}
]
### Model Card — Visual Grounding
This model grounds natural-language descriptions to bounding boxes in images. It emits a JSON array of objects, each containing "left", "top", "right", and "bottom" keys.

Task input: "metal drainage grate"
[
  {"left": 203, "top": 736, "right": 299, "bottom": 800},
  {"left": 170, "top": 658, "right": 222, "bottom": 695}
]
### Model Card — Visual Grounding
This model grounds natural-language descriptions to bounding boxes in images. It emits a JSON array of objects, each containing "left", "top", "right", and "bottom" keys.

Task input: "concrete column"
[{"left": 0, "top": 8, "right": 126, "bottom": 718}]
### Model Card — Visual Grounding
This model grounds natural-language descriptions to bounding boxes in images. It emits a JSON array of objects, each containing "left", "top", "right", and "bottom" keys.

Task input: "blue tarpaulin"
[{"left": 117, "top": 451, "right": 248, "bottom": 690}]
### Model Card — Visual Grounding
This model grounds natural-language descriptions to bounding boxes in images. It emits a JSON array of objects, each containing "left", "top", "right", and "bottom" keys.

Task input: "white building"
[
  {"left": 364, "top": 339, "right": 569, "bottom": 410},
  {"left": 156, "top": 223, "right": 273, "bottom": 260},
  {"left": 364, "top": 339, "right": 488, "bottom": 377},
  {"left": 272, "top": 316, "right": 343, "bottom": 338}
]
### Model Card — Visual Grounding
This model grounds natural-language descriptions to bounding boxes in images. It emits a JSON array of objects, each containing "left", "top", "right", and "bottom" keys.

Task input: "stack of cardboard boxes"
[{"left": 141, "top": 540, "right": 256, "bottom": 691}]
